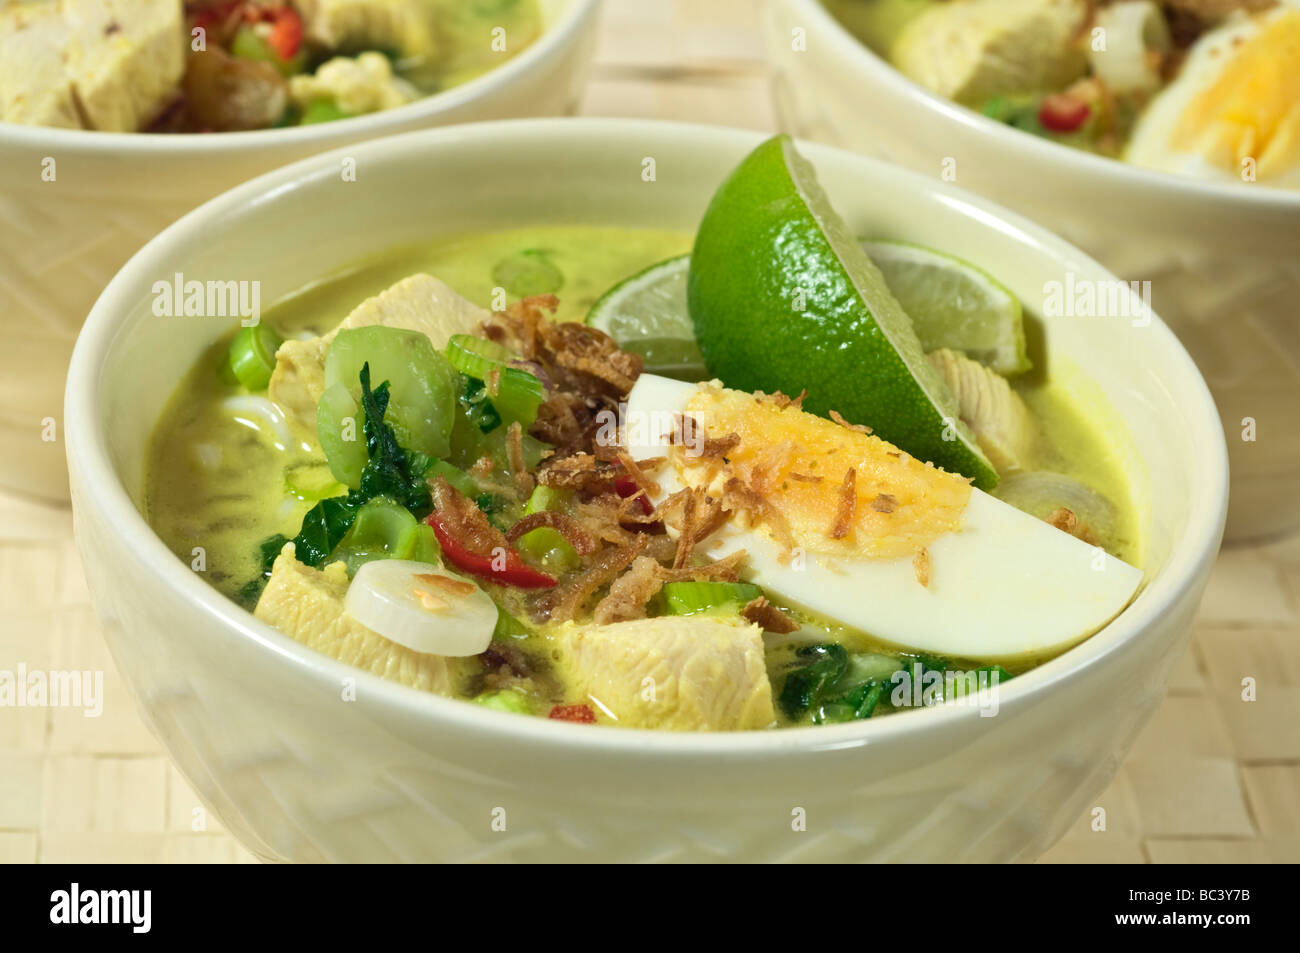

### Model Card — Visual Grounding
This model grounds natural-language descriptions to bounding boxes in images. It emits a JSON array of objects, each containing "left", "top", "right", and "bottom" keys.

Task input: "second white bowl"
[{"left": 0, "top": 0, "right": 600, "bottom": 504}]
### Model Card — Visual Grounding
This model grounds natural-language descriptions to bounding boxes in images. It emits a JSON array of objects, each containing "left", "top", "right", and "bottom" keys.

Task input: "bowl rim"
[
  {"left": 0, "top": 0, "right": 599, "bottom": 157},
  {"left": 778, "top": 0, "right": 1300, "bottom": 211},
  {"left": 65, "top": 116, "right": 1228, "bottom": 757}
]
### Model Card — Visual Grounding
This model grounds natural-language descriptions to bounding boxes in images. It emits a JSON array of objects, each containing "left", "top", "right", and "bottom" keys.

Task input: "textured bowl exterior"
[
  {"left": 762, "top": 0, "right": 1300, "bottom": 542},
  {"left": 66, "top": 119, "right": 1227, "bottom": 863},
  {"left": 0, "top": 0, "right": 599, "bottom": 503}
]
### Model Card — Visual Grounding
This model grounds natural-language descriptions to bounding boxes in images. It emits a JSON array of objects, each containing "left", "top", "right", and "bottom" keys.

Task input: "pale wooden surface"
[{"left": 1, "top": 0, "right": 1296, "bottom": 865}]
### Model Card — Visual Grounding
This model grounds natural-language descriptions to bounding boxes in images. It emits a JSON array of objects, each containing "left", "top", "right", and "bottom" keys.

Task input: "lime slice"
[
  {"left": 687, "top": 135, "right": 997, "bottom": 490},
  {"left": 586, "top": 255, "right": 708, "bottom": 381},
  {"left": 864, "top": 240, "right": 1030, "bottom": 375}
]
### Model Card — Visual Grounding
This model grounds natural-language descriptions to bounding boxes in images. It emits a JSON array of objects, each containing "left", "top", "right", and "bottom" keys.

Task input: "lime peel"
[{"left": 687, "top": 135, "right": 998, "bottom": 489}]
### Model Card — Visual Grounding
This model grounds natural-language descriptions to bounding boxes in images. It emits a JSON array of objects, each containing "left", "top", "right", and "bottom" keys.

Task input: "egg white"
[
  {"left": 1126, "top": 1, "right": 1300, "bottom": 188},
  {"left": 626, "top": 374, "right": 1144, "bottom": 661}
]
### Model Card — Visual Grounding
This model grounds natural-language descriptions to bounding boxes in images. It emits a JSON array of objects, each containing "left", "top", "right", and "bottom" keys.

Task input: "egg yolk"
[
  {"left": 674, "top": 386, "right": 972, "bottom": 561},
  {"left": 1173, "top": 11, "right": 1300, "bottom": 181}
]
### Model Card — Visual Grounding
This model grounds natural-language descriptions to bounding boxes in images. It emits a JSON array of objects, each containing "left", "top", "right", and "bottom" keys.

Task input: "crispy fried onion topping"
[
  {"left": 504, "top": 511, "right": 597, "bottom": 555},
  {"left": 431, "top": 477, "right": 508, "bottom": 556},
  {"left": 829, "top": 409, "right": 871, "bottom": 434},
  {"left": 828, "top": 467, "right": 857, "bottom": 540},
  {"left": 741, "top": 596, "right": 798, "bottom": 634},
  {"left": 913, "top": 547, "right": 931, "bottom": 588}
]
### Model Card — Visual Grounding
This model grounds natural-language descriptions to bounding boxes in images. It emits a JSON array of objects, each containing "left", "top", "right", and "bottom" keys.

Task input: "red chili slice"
[
  {"left": 265, "top": 7, "right": 303, "bottom": 61},
  {"left": 614, "top": 473, "right": 654, "bottom": 516},
  {"left": 1038, "top": 93, "right": 1091, "bottom": 133},
  {"left": 548, "top": 704, "right": 597, "bottom": 723},
  {"left": 425, "top": 512, "right": 557, "bottom": 589}
]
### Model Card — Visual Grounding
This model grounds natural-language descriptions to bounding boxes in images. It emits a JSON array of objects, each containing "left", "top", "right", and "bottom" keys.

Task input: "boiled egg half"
[
  {"left": 1126, "top": 2, "right": 1300, "bottom": 188},
  {"left": 625, "top": 374, "right": 1144, "bottom": 660}
]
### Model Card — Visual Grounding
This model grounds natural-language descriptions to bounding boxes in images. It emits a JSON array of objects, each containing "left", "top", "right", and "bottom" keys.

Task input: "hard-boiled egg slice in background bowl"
[{"left": 1127, "top": 3, "right": 1300, "bottom": 188}]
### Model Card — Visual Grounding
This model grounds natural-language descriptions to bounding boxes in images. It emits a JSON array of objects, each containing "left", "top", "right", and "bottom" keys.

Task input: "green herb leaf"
[
  {"left": 250, "top": 362, "right": 435, "bottom": 584},
  {"left": 778, "top": 644, "right": 848, "bottom": 720}
]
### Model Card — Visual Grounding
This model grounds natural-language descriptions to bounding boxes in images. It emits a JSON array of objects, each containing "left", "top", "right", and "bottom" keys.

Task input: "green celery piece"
[
  {"left": 515, "top": 484, "right": 579, "bottom": 572},
  {"left": 660, "top": 581, "right": 763, "bottom": 616},
  {"left": 327, "top": 326, "right": 459, "bottom": 460},
  {"left": 474, "top": 689, "right": 532, "bottom": 715}
]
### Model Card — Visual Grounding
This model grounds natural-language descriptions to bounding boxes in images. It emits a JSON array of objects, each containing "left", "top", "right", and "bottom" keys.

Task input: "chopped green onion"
[
  {"left": 396, "top": 523, "right": 440, "bottom": 565},
  {"left": 474, "top": 689, "right": 532, "bottom": 715},
  {"left": 299, "top": 98, "right": 352, "bottom": 125},
  {"left": 446, "top": 334, "right": 514, "bottom": 379},
  {"left": 525, "top": 485, "right": 567, "bottom": 515},
  {"left": 423, "top": 459, "right": 478, "bottom": 498},
  {"left": 489, "top": 370, "right": 545, "bottom": 429},
  {"left": 660, "top": 581, "right": 763, "bottom": 616},
  {"left": 493, "top": 609, "right": 532, "bottom": 640},
  {"left": 331, "top": 497, "right": 418, "bottom": 575},
  {"left": 230, "top": 24, "right": 307, "bottom": 76},
  {"left": 328, "top": 499, "right": 442, "bottom": 575},
  {"left": 228, "top": 323, "right": 283, "bottom": 391},
  {"left": 491, "top": 248, "right": 564, "bottom": 298},
  {"left": 445, "top": 334, "right": 545, "bottom": 429},
  {"left": 461, "top": 378, "right": 502, "bottom": 433},
  {"left": 515, "top": 484, "right": 579, "bottom": 573}
]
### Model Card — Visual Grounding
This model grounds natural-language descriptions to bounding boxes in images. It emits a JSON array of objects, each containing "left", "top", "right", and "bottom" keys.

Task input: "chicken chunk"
[
  {"left": 0, "top": 0, "right": 185, "bottom": 131},
  {"left": 0, "top": 2, "right": 82, "bottom": 128},
  {"left": 553, "top": 616, "right": 775, "bottom": 730},
  {"left": 255, "top": 543, "right": 455, "bottom": 695},
  {"left": 268, "top": 273, "right": 489, "bottom": 437},
  {"left": 294, "top": 0, "right": 438, "bottom": 60},
  {"left": 928, "top": 347, "right": 1035, "bottom": 474},
  {"left": 892, "top": 0, "right": 1090, "bottom": 106}
]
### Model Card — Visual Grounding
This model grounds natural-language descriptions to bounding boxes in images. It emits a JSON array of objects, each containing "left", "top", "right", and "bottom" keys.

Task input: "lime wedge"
[
  {"left": 864, "top": 240, "right": 1030, "bottom": 375},
  {"left": 586, "top": 254, "right": 708, "bottom": 381},
  {"left": 687, "top": 135, "right": 998, "bottom": 489}
]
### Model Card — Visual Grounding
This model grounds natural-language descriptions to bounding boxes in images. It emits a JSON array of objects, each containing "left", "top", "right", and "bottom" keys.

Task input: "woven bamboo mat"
[{"left": 1, "top": 0, "right": 1296, "bottom": 864}]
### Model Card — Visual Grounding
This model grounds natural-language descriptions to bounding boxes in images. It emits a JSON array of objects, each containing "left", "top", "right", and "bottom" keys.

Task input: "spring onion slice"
[
  {"left": 228, "top": 323, "right": 283, "bottom": 391},
  {"left": 660, "top": 581, "right": 763, "bottom": 615},
  {"left": 446, "top": 335, "right": 545, "bottom": 429},
  {"left": 346, "top": 559, "right": 496, "bottom": 656}
]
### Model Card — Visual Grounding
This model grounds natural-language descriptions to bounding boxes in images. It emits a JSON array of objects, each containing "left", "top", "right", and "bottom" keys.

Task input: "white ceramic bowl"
[
  {"left": 66, "top": 118, "right": 1227, "bottom": 863},
  {"left": 0, "top": 0, "right": 599, "bottom": 504},
  {"left": 761, "top": 0, "right": 1300, "bottom": 542}
]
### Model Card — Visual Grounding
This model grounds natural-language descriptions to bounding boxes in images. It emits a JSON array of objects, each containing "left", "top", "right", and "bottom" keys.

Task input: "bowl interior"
[
  {"left": 780, "top": 0, "right": 1300, "bottom": 215},
  {"left": 0, "top": 0, "right": 591, "bottom": 158},
  {"left": 70, "top": 118, "right": 1227, "bottom": 736}
]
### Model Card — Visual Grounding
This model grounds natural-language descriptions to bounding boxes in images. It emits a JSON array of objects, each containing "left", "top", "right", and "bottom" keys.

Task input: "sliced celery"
[
  {"left": 285, "top": 462, "right": 347, "bottom": 501},
  {"left": 316, "top": 382, "right": 368, "bottom": 488},
  {"left": 331, "top": 497, "right": 417, "bottom": 575},
  {"left": 445, "top": 334, "right": 545, "bottom": 429},
  {"left": 660, "top": 581, "right": 763, "bottom": 616}
]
